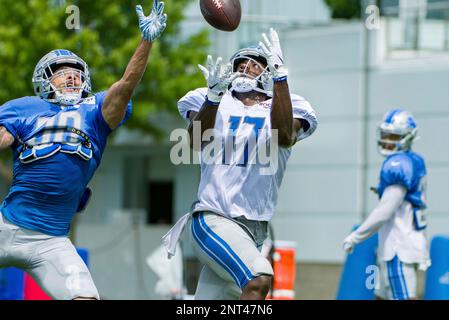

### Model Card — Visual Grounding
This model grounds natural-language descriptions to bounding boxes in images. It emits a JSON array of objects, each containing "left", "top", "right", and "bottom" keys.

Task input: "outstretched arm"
[
  {"left": 0, "top": 126, "right": 14, "bottom": 151},
  {"left": 102, "top": 39, "right": 153, "bottom": 129},
  {"left": 343, "top": 184, "right": 407, "bottom": 253},
  {"left": 271, "top": 81, "right": 302, "bottom": 148},
  {"left": 260, "top": 28, "right": 301, "bottom": 148},
  {"left": 0, "top": 127, "right": 13, "bottom": 182},
  {"left": 102, "top": 1, "right": 167, "bottom": 129}
]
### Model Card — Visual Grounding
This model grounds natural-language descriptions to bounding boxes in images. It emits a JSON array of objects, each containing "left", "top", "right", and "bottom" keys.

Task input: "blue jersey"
[
  {"left": 0, "top": 93, "right": 132, "bottom": 236},
  {"left": 377, "top": 151, "right": 427, "bottom": 210}
]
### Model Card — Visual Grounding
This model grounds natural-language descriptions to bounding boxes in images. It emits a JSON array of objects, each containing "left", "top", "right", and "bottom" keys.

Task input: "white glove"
[
  {"left": 136, "top": 0, "right": 167, "bottom": 42},
  {"left": 259, "top": 28, "right": 288, "bottom": 81},
  {"left": 198, "top": 55, "right": 239, "bottom": 105},
  {"left": 343, "top": 234, "right": 356, "bottom": 254}
]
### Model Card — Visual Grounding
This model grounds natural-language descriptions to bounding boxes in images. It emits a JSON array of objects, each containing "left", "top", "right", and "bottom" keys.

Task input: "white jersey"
[
  {"left": 178, "top": 88, "right": 317, "bottom": 221},
  {"left": 377, "top": 199, "right": 429, "bottom": 269}
]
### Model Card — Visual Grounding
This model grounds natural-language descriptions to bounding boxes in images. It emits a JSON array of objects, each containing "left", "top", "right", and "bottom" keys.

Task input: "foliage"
[
  {"left": 0, "top": 0, "right": 210, "bottom": 136},
  {"left": 324, "top": 0, "right": 362, "bottom": 19}
]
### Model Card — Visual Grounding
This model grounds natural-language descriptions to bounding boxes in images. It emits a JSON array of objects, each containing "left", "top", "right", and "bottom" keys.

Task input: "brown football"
[{"left": 199, "top": 0, "right": 242, "bottom": 32}]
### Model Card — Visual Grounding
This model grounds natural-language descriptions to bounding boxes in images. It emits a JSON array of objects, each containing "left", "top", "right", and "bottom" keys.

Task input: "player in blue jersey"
[
  {"left": 0, "top": 1, "right": 166, "bottom": 300},
  {"left": 342, "top": 109, "right": 430, "bottom": 300}
]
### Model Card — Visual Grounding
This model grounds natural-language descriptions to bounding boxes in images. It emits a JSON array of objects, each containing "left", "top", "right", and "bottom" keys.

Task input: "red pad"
[{"left": 23, "top": 274, "right": 52, "bottom": 300}]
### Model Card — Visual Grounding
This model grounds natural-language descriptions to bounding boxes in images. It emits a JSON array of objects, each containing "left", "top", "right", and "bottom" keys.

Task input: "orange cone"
[{"left": 270, "top": 240, "right": 297, "bottom": 300}]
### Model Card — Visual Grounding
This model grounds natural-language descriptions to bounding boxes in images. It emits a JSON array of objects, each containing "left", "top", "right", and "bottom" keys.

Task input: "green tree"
[
  {"left": 0, "top": 0, "right": 210, "bottom": 137},
  {"left": 324, "top": 0, "right": 362, "bottom": 19}
]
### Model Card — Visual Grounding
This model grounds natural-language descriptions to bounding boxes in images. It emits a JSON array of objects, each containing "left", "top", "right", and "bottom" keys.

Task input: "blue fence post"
[
  {"left": 0, "top": 268, "right": 25, "bottom": 300},
  {"left": 76, "top": 247, "right": 89, "bottom": 267},
  {"left": 424, "top": 235, "right": 449, "bottom": 300}
]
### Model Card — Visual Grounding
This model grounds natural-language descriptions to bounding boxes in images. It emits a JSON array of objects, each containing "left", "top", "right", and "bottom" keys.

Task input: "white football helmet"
[
  {"left": 32, "top": 49, "right": 91, "bottom": 106},
  {"left": 229, "top": 45, "right": 273, "bottom": 96},
  {"left": 377, "top": 109, "right": 418, "bottom": 156}
]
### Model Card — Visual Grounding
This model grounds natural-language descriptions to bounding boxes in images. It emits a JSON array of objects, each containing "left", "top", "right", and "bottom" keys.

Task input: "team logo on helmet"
[
  {"left": 32, "top": 49, "right": 91, "bottom": 106},
  {"left": 377, "top": 108, "right": 418, "bottom": 156}
]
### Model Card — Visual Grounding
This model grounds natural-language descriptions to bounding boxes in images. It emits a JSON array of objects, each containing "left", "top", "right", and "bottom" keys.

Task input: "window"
[
  {"left": 381, "top": 0, "right": 400, "bottom": 16},
  {"left": 382, "top": 0, "right": 449, "bottom": 55},
  {"left": 147, "top": 181, "right": 174, "bottom": 225}
]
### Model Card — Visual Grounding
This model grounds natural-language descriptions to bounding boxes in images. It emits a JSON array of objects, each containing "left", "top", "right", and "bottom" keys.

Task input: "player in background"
[
  {"left": 0, "top": 1, "right": 166, "bottom": 300},
  {"left": 163, "top": 28, "right": 317, "bottom": 300},
  {"left": 342, "top": 109, "right": 430, "bottom": 300}
]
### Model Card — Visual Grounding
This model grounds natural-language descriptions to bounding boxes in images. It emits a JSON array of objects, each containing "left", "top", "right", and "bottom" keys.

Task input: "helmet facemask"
[
  {"left": 377, "top": 110, "right": 418, "bottom": 157},
  {"left": 32, "top": 50, "right": 91, "bottom": 106},
  {"left": 48, "top": 66, "right": 88, "bottom": 106},
  {"left": 229, "top": 46, "right": 273, "bottom": 97}
]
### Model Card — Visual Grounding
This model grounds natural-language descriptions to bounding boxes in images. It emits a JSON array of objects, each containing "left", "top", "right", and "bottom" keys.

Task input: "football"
[{"left": 199, "top": 0, "right": 242, "bottom": 32}]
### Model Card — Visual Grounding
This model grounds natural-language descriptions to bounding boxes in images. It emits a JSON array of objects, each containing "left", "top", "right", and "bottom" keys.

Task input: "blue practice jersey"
[
  {"left": 0, "top": 92, "right": 132, "bottom": 236},
  {"left": 377, "top": 151, "right": 427, "bottom": 210}
]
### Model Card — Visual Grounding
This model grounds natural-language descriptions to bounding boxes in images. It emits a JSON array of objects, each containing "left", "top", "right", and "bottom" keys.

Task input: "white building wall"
[
  {"left": 275, "top": 19, "right": 449, "bottom": 263},
  {"left": 272, "top": 23, "right": 365, "bottom": 262}
]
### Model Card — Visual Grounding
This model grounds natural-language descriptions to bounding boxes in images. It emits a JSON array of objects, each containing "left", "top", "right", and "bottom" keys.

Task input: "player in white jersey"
[
  {"left": 342, "top": 109, "right": 430, "bottom": 300},
  {"left": 164, "top": 28, "right": 317, "bottom": 300}
]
